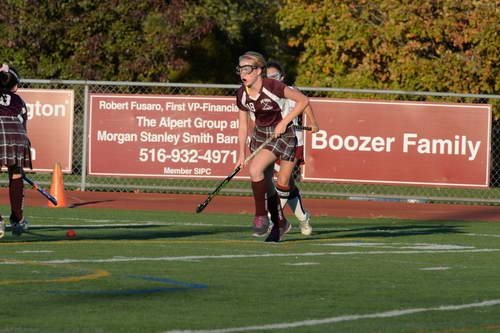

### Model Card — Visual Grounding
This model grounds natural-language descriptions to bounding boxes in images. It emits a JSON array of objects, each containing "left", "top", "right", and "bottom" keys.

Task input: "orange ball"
[{"left": 66, "top": 229, "right": 76, "bottom": 238}]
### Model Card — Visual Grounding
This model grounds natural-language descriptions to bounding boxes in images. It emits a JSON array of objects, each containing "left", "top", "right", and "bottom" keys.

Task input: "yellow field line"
[
  {"left": 0, "top": 258, "right": 111, "bottom": 286},
  {"left": 0, "top": 238, "right": 378, "bottom": 285}
]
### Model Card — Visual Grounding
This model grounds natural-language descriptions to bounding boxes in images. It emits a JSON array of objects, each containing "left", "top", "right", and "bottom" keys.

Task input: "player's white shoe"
[
  {"left": 0, "top": 219, "right": 5, "bottom": 239},
  {"left": 299, "top": 211, "right": 312, "bottom": 236}
]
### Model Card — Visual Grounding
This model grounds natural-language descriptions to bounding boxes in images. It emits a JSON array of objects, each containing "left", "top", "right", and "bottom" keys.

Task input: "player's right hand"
[{"left": 236, "top": 155, "right": 245, "bottom": 169}]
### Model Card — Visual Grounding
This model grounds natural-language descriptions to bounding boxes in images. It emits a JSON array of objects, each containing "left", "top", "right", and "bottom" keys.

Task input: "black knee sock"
[
  {"left": 267, "top": 193, "right": 286, "bottom": 228},
  {"left": 288, "top": 186, "right": 307, "bottom": 221}
]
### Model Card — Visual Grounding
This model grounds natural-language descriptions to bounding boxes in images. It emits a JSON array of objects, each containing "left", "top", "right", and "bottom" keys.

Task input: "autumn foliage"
[
  {"left": 0, "top": 0, "right": 213, "bottom": 81},
  {"left": 278, "top": 1, "right": 498, "bottom": 102},
  {"left": 0, "top": 0, "right": 497, "bottom": 118}
]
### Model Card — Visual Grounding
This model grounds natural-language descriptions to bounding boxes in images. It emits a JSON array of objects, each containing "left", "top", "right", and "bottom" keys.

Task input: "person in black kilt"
[{"left": 0, "top": 64, "right": 32, "bottom": 238}]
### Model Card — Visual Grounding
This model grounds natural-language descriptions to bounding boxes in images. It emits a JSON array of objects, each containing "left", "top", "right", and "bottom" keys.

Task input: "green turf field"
[{"left": 1, "top": 205, "right": 500, "bottom": 333}]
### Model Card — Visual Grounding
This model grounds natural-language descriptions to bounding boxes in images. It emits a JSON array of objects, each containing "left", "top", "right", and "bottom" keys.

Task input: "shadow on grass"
[
  {"left": 6, "top": 223, "right": 244, "bottom": 243},
  {"left": 68, "top": 200, "right": 115, "bottom": 208},
  {"left": 286, "top": 223, "right": 463, "bottom": 242},
  {"left": 336, "top": 224, "right": 462, "bottom": 238}
]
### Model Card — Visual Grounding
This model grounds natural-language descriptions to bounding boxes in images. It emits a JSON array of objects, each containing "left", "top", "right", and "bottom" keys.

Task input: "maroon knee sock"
[
  {"left": 251, "top": 179, "right": 268, "bottom": 217},
  {"left": 9, "top": 177, "right": 24, "bottom": 222}
]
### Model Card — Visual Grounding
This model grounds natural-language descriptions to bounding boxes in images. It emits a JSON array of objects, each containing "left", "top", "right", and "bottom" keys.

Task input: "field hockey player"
[
  {"left": 235, "top": 51, "right": 309, "bottom": 242},
  {"left": 0, "top": 64, "right": 32, "bottom": 238},
  {"left": 266, "top": 61, "right": 320, "bottom": 236}
]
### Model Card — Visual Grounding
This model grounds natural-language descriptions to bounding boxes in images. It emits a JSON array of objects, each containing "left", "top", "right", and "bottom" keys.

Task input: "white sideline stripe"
[
  {"left": 317, "top": 242, "right": 474, "bottom": 250},
  {"left": 28, "top": 222, "right": 246, "bottom": 228},
  {"left": 27, "top": 216, "right": 246, "bottom": 227},
  {"left": 284, "top": 262, "right": 319, "bottom": 266},
  {"left": 16, "top": 250, "right": 54, "bottom": 253},
  {"left": 163, "top": 299, "right": 500, "bottom": 333},
  {"left": 466, "top": 233, "right": 500, "bottom": 238},
  {"left": 16, "top": 248, "right": 499, "bottom": 264}
]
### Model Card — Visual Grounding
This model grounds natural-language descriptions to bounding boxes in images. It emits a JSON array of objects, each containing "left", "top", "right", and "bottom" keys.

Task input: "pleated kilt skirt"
[
  {"left": 250, "top": 125, "right": 297, "bottom": 162},
  {"left": 0, "top": 116, "right": 32, "bottom": 169}
]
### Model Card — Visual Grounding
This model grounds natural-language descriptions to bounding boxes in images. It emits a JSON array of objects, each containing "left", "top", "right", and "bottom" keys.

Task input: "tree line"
[{"left": 1, "top": 0, "right": 498, "bottom": 117}]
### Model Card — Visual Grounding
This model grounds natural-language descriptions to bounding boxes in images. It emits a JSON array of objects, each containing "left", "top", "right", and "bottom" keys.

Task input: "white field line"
[
  {"left": 16, "top": 250, "right": 54, "bottom": 253},
  {"left": 284, "top": 262, "right": 319, "bottom": 266},
  {"left": 25, "top": 216, "right": 348, "bottom": 231},
  {"left": 465, "top": 233, "right": 500, "bottom": 238},
  {"left": 163, "top": 299, "right": 500, "bottom": 333},
  {"left": 4, "top": 248, "right": 497, "bottom": 265},
  {"left": 26, "top": 222, "right": 247, "bottom": 228},
  {"left": 316, "top": 242, "right": 474, "bottom": 250}
]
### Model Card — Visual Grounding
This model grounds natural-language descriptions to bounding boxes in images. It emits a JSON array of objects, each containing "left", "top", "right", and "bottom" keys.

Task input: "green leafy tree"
[
  {"left": 178, "top": 0, "right": 298, "bottom": 83},
  {"left": 0, "top": 0, "right": 294, "bottom": 83},
  {"left": 0, "top": 0, "right": 213, "bottom": 81},
  {"left": 278, "top": 0, "right": 499, "bottom": 117}
]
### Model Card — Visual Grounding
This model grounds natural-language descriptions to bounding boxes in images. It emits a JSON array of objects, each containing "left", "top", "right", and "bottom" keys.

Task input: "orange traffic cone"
[{"left": 48, "top": 162, "right": 67, "bottom": 208}]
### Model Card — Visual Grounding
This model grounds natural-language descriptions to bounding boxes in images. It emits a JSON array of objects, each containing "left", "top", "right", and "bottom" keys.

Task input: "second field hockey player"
[{"left": 266, "top": 61, "right": 320, "bottom": 236}]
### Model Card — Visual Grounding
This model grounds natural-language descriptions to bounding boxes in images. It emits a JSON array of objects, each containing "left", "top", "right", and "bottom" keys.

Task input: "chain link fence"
[{"left": 15, "top": 79, "right": 500, "bottom": 206}]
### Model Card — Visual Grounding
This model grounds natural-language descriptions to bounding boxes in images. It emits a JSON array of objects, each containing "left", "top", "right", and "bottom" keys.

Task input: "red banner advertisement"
[
  {"left": 17, "top": 89, "right": 74, "bottom": 173},
  {"left": 303, "top": 99, "right": 491, "bottom": 188},
  {"left": 88, "top": 94, "right": 243, "bottom": 178}
]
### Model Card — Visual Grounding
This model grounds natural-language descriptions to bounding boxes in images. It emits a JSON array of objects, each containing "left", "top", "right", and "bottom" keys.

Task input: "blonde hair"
[{"left": 239, "top": 51, "right": 267, "bottom": 77}]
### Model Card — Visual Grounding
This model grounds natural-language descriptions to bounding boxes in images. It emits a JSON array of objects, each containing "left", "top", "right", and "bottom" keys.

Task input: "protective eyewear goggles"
[
  {"left": 236, "top": 65, "right": 261, "bottom": 75},
  {"left": 267, "top": 72, "right": 283, "bottom": 81}
]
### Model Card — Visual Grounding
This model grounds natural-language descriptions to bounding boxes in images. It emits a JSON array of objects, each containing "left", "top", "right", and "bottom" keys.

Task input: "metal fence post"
[{"left": 80, "top": 84, "right": 90, "bottom": 191}]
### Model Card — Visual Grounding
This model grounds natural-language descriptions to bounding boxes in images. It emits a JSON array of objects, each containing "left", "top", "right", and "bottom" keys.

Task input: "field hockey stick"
[
  {"left": 293, "top": 125, "right": 312, "bottom": 131},
  {"left": 196, "top": 135, "right": 274, "bottom": 213},
  {"left": 22, "top": 173, "right": 58, "bottom": 206}
]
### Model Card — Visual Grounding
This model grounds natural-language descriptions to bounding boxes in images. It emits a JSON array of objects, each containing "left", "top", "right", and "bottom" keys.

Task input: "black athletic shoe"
[
  {"left": 10, "top": 217, "right": 28, "bottom": 236},
  {"left": 265, "top": 226, "right": 280, "bottom": 242},
  {"left": 265, "top": 220, "right": 291, "bottom": 243},
  {"left": 11, "top": 222, "right": 23, "bottom": 236}
]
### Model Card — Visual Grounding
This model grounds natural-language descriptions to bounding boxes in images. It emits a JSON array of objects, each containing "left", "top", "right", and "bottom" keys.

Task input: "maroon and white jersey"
[
  {"left": 236, "top": 78, "right": 288, "bottom": 127},
  {"left": 0, "top": 92, "right": 28, "bottom": 125},
  {"left": 281, "top": 86, "right": 306, "bottom": 146}
]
